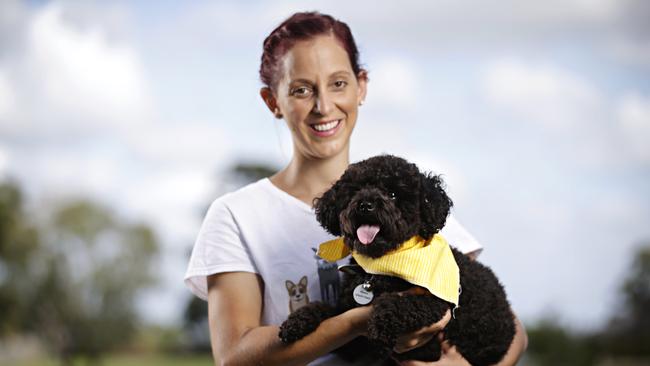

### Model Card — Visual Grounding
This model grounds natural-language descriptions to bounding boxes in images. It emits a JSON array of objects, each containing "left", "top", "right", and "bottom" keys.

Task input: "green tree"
[
  {"left": 0, "top": 182, "right": 41, "bottom": 336},
  {"left": 526, "top": 245, "right": 650, "bottom": 365},
  {"left": 525, "top": 316, "right": 598, "bottom": 366},
  {"left": 27, "top": 200, "right": 159, "bottom": 365},
  {"left": 601, "top": 244, "right": 650, "bottom": 357}
]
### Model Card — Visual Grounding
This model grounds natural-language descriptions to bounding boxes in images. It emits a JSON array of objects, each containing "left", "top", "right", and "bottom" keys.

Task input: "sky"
[{"left": 1, "top": 0, "right": 649, "bottom": 330}]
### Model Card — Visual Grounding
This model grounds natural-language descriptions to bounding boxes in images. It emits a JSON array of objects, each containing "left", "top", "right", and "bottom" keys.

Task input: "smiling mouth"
[{"left": 310, "top": 119, "right": 341, "bottom": 132}]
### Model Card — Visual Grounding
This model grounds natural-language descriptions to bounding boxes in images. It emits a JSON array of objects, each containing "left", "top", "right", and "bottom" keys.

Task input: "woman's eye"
[
  {"left": 292, "top": 87, "right": 312, "bottom": 97},
  {"left": 333, "top": 80, "right": 347, "bottom": 89}
]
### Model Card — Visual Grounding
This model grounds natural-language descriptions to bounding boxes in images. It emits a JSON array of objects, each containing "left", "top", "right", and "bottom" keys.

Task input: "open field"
[{"left": 11, "top": 353, "right": 214, "bottom": 366}]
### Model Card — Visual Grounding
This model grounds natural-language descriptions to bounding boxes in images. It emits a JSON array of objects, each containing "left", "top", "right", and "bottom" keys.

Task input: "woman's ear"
[
  {"left": 260, "top": 87, "right": 283, "bottom": 119},
  {"left": 419, "top": 173, "right": 453, "bottom": 238},
  {"left": 314, "top": 183, "right": 342, "bottom": 236}
]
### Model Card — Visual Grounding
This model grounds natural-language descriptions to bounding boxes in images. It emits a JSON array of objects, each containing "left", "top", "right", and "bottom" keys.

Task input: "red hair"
[{"left": 260, "top": 11, "right": 363, "bottom": 91}]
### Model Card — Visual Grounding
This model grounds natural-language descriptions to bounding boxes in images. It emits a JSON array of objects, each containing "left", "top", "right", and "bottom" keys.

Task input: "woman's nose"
[{"left": 312, "top": 91, "right": 333, "bottom": 116}]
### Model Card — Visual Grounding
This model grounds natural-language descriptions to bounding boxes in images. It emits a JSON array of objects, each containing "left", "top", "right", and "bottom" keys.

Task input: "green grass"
[
  {"left": 102, "top": 354, "right": 214, "bottom": 366},
  {"left": 13, "top": 353, "right": 214, "bottom": 366}
]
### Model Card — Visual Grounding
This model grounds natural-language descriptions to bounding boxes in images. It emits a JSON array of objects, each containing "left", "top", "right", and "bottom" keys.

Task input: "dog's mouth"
[
  {"left": 356, "top": 224, "right": 381, "bottom": 245},
  {"left": 339, "top": 189, "right": 411, "bottom": 258}
]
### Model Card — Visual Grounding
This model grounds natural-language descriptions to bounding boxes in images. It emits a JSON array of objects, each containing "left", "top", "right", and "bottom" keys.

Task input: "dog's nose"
[{"left": 358, "top": 201, "right": 374, "bottom": 213}]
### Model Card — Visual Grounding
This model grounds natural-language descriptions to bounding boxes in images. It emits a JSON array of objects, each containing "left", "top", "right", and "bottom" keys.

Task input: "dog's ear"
[
  {"left": 286, "top": 280, "right": 295, "bottom": 291},
  {"left": 419, "top": 173, "right": 453, "bottom": 238},
  {"left": 314, "top": 181, "right": 343, "bottom": 236}
]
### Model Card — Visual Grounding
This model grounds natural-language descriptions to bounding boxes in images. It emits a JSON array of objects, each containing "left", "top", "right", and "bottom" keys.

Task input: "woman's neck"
[{"left": 270, "top": 149, "right": 349, "bottom": 207}]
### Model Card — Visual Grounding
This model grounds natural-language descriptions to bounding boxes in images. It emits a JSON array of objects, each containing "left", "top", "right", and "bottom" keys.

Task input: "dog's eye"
[{"left": 389, "top": 192, "right": 397, "bottom": 200}]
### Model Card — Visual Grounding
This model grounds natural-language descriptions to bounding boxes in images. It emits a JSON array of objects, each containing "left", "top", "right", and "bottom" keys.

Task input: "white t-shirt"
[{"left": 184, "top": 177, "right": 482, "bottom": 365}]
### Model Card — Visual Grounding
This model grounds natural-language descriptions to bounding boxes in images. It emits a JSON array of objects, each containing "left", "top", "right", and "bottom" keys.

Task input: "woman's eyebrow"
[
  {"left": 290, "top": 71, "right": 351, "bottom": 84},
  {"left": 289, "top": 78, "right": 313, "bottom": 85},
  {"left": 330, "top": 70, "right": 352, "bottom": 78}
]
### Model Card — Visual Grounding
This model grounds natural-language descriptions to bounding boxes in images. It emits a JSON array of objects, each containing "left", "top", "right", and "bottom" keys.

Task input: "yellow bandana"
[{"left": 318, "top": 234, "right": 460, "bottom": 306}]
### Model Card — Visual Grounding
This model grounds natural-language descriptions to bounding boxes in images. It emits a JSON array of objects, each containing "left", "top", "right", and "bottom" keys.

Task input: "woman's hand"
[
  {"left": 397, "top": 314, "right": 528, "bottom": 366},
  {"left": 393, "top": 309, "right": 452, "bottom": 354},
  {"left": 397, "top": 332, "right": 471, "bottom": 366}
]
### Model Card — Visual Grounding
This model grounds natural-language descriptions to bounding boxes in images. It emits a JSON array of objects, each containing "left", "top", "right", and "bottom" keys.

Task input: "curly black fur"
[
  {"left": 279, "top": 302, "right": 336, "bottom": 343},
  {"left": 281, "top": 155, "right": 515, "bottom": 365},
  {"left": 315, "top": 155, "right": 450, "bottom": 258}
]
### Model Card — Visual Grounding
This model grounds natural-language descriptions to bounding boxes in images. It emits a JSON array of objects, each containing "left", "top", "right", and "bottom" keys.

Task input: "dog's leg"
[
  {"left": 367, "top": 293, "right": 449, "bottom": 357},
  {"left": 278, "top": 302, "right": 337, "bottom": 343}
]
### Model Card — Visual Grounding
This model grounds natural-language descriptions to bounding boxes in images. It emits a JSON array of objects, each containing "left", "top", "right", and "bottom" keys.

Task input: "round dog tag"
[{"left": 353, "top": 284, "right": 374, "bottom": 305}]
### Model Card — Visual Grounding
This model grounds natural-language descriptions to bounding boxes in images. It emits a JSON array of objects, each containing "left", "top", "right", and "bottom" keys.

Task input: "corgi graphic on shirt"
[{"left": 285, "top": 276, "right": 310, "bottom": 313}]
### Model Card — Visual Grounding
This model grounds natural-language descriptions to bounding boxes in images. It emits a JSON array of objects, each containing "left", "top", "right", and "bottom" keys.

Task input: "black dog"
[{"left": 279, "top": 155, "right": 515, "bottom": 365}]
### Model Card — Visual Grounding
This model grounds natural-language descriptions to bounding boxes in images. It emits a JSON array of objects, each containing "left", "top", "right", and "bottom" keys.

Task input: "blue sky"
[{"left": 1, "top": 0, "right": 649, "bottom": 330}]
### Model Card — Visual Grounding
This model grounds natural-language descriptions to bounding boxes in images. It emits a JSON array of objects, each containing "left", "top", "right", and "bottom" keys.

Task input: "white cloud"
[
  {"left": 608, "top": 38, "right": 650, "bottom": 66},
  {"left": 366, "top": 58, "right": 419, "bottom": 108},
  {"left": 618, "top": 93, "right": 650, "bottom": 162},
  {"left": 482, "top": 58, "right": 602, "bottom": 131},
  {"left": 124, "top": 121, "right": 229, "bottom": 168},
  {"left": 123, "top": 169, "right": 214, "bottom": 239},
  {"left": 17, "top": 147, "right": 122, "bottom": 200},
  {"left": 480, "top": 58, "right": 650, "bottom": 167},
  {"left": 0, "top": 1, "right": 228, "bottom": 238},
  {"left": 178, "top": 1, "right": 288, "bottom": 41},
  {"left": 520, "top": 0, "right": 622, "bottom": 24},
  {"left": 0, "top": 69, "right": 15, "bottom": 120},
  {"left": 0, "top": 145, "right": 8, "bottom": 178},
  {"left": 313, "top": 0, "right": 635, "bottom": 50},
  {"left": 0, "top": 0, "right": 26, "bottom": 35},
  {"left": 409, "top": 154, "right": 469, "bottom": 206},
  {"left": 25, "top": 3, "right": 150, "bottom": 134}
]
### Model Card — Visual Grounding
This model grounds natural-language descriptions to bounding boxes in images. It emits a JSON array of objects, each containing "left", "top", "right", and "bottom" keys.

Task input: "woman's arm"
[
  {"left": 494, "top": 314, "right": 527, "bottom": 366},
  {"left": 207, "top": 271, "right": 370, "bottom": 366}
]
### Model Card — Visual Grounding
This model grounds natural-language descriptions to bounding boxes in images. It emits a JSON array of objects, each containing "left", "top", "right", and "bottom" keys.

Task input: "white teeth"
[{"left": 313, "top": 120, "right": 340, "bottom": 132}]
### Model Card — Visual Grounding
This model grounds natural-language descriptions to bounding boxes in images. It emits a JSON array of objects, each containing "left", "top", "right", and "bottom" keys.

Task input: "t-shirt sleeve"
[
  {"left": 184, "top": 198, "right": 258, "bottom": 301},
  {"left": 440, "top": 213, "right": 483, "bottom": 257}
]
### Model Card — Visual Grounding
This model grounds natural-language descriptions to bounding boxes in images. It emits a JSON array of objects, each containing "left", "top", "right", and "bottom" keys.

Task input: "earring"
[
  {"left": 359, "top": 100, "right": 364, "bottom": 106},
  {"left": 274, "top": 108, "right": 282, "bottom": 119}
]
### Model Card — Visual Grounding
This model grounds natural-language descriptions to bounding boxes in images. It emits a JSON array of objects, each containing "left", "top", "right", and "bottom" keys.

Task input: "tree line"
[{"left": 0, "top": 181, "right": 159, "bottom": 365}]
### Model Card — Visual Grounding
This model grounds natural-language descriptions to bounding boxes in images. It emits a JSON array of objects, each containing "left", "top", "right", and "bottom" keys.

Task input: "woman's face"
[{"left": 263, "top": 35, "right": 367, "bottom": 160}]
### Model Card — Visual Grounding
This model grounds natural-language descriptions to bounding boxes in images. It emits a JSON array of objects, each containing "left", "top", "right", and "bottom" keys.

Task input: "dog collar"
[{"left": 318, "top": 234, "right": 460, "bottom": 306}]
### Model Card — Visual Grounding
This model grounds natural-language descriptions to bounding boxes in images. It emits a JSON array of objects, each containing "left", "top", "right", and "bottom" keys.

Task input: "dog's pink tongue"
[{"left": 357, "top": 225, "right": 380, "bottom": 245}]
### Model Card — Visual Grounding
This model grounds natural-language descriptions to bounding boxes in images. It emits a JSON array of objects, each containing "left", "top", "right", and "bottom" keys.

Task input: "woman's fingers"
[
  {"left": 425, "top": 309, "right": 451, "bottom": 333},
  {"left": 398, "top": 360, "right": 435, "bottom": 366},
  {"left": 396, "top": 342, "right": 471, "bottom": 366},
  {"left": 393, "top": 333, "right": 435, "bottom": 353},
  {"left": 439, "top": 335, "right": 452, "bottom": 353},
  {"left": 439, "top": 343, "right": 471, "bottom": 366},
  {"left": 392, "top": 309, "right": 452, "bottom": 353}
]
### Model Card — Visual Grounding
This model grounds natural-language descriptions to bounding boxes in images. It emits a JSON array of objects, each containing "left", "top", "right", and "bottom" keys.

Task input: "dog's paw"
[
  {"left": 278, "top": 302, "right": 335, "bottom": 343},
  {"left": 279, "top": 307, "right": 321, "bottom": 343},
  {"left": 366, "top": 293, "right": 403, "bottom": 348},
  {"left": 368, "top": 293, "right": 448, "bottom": 350}
]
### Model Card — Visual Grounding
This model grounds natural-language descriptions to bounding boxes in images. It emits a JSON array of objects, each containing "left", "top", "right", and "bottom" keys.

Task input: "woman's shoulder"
[
  {"left": 199, "top": 178, "right": 274, "bottom": 229},
  {"left": 441, "top": 213, "right": 483, "bottom": 256}
]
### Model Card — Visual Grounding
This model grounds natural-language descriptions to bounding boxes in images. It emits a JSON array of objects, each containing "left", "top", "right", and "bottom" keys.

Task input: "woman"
[{"left": 185, "top": 11, "right": 527, "bottom": 366}]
